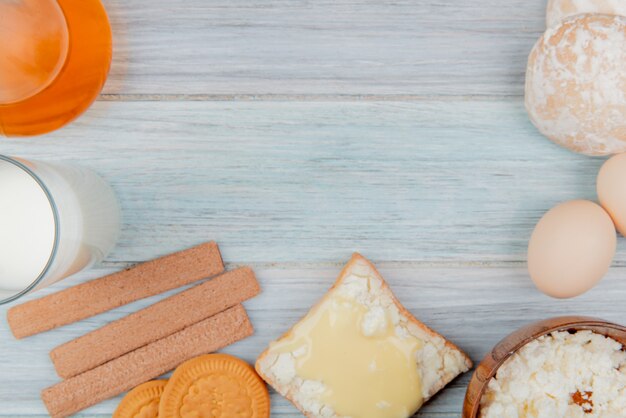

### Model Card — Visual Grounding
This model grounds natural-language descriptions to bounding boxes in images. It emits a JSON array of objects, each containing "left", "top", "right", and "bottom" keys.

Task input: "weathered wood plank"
[
  {"left": 4, "top": 2, "right": 620, "bottom": 417},
  {"left": 101, "top": 0, "right": 547, "bottom": 96},
  {"left": 2, "top": 99, "right": 620, "bottom": 265},
  {"left": 1, "top": 264, "right": 624, "bottom": 416}
]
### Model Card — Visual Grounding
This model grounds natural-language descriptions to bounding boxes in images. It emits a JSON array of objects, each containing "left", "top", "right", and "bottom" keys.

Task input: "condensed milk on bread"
[{"left": 256, "top": 253, "right": 472, "bottom": 418}]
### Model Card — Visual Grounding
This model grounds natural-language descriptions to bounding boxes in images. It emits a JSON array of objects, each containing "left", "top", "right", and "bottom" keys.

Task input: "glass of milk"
[{"left": 0, "top": 155, "right": 120, "bottom": 304}]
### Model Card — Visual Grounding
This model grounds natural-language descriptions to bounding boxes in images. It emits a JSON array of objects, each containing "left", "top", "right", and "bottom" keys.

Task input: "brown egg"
[
  {"left": 598, "top": 153, "right": 626, "bottom": 237},
  {"left": 528, "top": 200, "right": 616, "bottom": 298}
]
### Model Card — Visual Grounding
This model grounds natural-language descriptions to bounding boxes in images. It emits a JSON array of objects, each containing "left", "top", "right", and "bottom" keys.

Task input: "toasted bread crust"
[{"left": 351, "top": 253, "right": 473, "bottom": 373}]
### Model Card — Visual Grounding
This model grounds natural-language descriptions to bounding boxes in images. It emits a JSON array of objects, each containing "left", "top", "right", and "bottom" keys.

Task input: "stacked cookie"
[
  {"left": 115, "top": 354, "right": 270, "bottom": 418},
  {"left": 525, "top": 0, "right": 626, "bottom": 156}
]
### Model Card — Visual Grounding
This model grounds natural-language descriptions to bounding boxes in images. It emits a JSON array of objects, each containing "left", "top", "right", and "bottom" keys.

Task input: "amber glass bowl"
[
  {"left": 0, "top": 0, "right": 112, "bottom": 136},
  {"left": 462, "top": 316, "right": 626, "bottom": 418}
]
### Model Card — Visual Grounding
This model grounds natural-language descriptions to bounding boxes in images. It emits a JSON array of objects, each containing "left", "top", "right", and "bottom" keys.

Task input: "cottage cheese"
[{"left": 480, "top": 330, "right": 626, "bottom": 418}]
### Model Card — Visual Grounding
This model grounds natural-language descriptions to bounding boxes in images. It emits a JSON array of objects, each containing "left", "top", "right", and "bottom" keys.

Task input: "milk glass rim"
[{"left": 0, "top": 154, "right": 60, "bottom": 305}]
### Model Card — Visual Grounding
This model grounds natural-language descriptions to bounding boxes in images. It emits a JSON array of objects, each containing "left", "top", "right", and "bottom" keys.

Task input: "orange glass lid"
[{"left": 0, "top": 0, "right": 112, "bottom": 136}]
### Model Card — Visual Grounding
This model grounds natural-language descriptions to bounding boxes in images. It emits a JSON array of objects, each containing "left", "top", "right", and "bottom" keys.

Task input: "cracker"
[
  {"left": 51, "top": 267, "right": 259, "bottom": 378},
  {"left": 42, "top": 304, "right": 253, "bottom": 418},
  {"left": 7, "top": 242, "right": 223, "bottom": 339}
]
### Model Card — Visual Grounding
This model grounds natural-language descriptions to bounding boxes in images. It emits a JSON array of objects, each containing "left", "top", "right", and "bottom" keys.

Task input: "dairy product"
[
  {"left": 269, "top": 289, "right": 424, "bottom": 418},
  {"left": 0, "top": 156, "right": 120, "bottom": 302},
  {"left": 0, "top": 158, "right": 56, "bottom": 290},
  {"left": 480, "top": 330, "right": 626, "bottom": 418},
  {"left": 256, "top": 254, "right": 472, "bottom": 418}
]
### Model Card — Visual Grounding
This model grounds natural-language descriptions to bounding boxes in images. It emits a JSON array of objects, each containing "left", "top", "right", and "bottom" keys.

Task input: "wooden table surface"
[{"left": 1, "top": 1, "right": 625, "bottom": 417}]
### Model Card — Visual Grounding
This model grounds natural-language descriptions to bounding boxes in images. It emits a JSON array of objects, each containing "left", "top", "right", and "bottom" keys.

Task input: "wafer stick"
[
  {"left": 51, "top": 267, "right": 259, "bottom": 378},
  {"left": 7, "top": 242, "right": 223, "bottom": 339},
  {"left": 42, "top": 304, "right": 253, "bottom": 418}
]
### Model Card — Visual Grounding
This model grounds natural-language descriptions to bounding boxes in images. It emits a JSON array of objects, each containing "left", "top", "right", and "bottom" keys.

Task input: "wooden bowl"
[{"left": 462, "top": 316, "right": 626, "bottom": 418}]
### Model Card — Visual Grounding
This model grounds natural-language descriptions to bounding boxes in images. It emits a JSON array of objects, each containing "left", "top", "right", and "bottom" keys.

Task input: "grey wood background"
[{"left": 1, "top": 1, "right": 625, "bottom": 417}]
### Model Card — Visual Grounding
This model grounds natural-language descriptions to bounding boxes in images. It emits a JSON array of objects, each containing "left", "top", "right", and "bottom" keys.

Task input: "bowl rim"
[{"left": 462, "top": 315, "right": 626, "bottom": 418}]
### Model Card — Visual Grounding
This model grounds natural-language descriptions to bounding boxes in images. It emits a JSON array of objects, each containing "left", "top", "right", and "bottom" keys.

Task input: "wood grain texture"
[
  {"left": 2, "top": 1, "right": 626, "bottom": 417},
  {"left": 1, "top": 264, "right": 625, "bottom": 417},
  {"left": 101, "top": 0, "right": 547, "bottom": 97},
  {"left": 2, "top": 100, "right": 622, "bottom": 265}
]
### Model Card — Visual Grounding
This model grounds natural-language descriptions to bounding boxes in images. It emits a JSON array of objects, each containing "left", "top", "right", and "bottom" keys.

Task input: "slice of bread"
[{"left": 256, "top": 253, "right": 472, "bottom": 418}]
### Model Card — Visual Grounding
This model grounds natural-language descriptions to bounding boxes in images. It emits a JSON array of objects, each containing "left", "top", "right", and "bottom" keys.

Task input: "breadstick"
[
  {"left": 42, "top": 304, "right": 253, "bottom": 418},
  {"left": 51, "top": 267, "right": 259, "bottom": 378},
  {"left": 8, "top": 242, "right": 223, "bottom": 339}
]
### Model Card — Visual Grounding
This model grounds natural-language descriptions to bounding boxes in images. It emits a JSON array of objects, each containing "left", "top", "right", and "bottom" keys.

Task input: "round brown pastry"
[
  {"left": 525, "top": 14, "right": 626, "bottom": 156},
  {"left": 546, "top": 0, "right": 626, "bottom": 28}
]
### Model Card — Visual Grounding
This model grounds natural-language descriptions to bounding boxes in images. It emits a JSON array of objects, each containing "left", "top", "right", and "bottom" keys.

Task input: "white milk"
[
  {"left": 0, "top": 157, "right": 120, "bottom": 303},
  {"left": 0, "top": 159, "right": 56, "bottom": 290}
]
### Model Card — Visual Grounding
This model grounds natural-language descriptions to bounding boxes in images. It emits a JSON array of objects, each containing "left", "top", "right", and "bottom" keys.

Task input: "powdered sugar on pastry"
[
  {"left": 547, "top": 0, "right": 626, "bottom": 28},
  {"left": 525, "top": 14, "right": 626, "bottom": 156}
]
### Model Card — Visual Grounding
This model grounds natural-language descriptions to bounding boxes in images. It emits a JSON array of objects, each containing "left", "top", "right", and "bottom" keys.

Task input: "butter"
[{"left": 271, "top": 274, "right": 425, "bottom": 418}]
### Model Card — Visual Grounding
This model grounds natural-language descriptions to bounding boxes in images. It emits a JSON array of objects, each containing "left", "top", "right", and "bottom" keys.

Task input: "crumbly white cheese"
[
  {"left": 480, "top": 330, "right": 626, "bottom": 418},
  {"left": 257, "top": 258, "right": 471, "bottom": 418}
]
